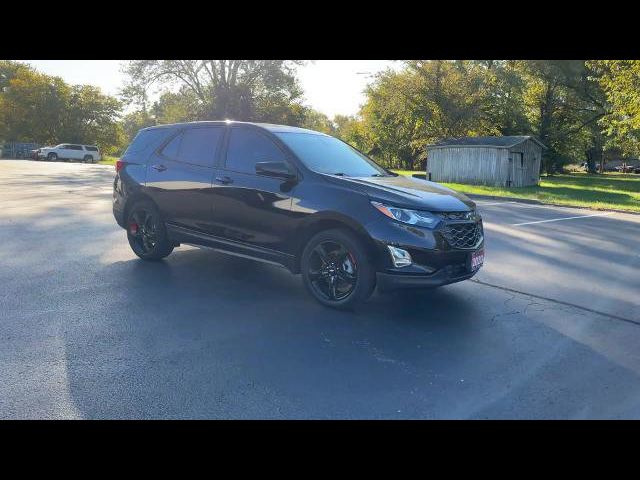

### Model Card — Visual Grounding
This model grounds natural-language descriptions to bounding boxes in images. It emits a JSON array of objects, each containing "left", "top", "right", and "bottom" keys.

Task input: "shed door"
[{"left": 512, "top": 152, "right": 524, "bottom": 187}]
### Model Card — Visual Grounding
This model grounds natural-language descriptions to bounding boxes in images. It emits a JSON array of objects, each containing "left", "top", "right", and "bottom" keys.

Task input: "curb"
[{"left": 466, "top": 194, "right": 639, "bottom": 216}]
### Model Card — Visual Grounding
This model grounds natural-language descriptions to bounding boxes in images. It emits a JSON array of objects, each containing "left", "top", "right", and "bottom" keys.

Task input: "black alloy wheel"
[
  {"left": 308, "top": 240, "right": 358, "bottom": 301},
  {"left": 301, "top": 229, "right": 376, "bottom": 309},
  {"left": 126, "top": 200, "right": 174, "bottom": 260}
]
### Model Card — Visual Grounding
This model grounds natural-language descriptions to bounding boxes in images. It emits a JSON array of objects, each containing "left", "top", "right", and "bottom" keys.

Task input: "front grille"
[
  {"left": 439, "top": 211, "right": 472, "bottom": 221},
  {"left": 441, "top": 222, "right": 483, "bottom": 249}
]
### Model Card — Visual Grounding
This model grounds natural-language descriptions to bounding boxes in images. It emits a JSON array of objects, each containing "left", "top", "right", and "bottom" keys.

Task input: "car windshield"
[{"left": 275, "top": 132, "right": 390, "bottom": 177}]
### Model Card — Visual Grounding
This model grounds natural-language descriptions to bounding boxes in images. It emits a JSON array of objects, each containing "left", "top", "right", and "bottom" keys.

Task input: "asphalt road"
[{"left": 1, "top": 159, "right": 640, "bottom": 419}]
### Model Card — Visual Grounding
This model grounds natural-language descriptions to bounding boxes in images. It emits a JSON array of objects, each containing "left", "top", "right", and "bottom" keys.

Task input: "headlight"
[{"left": 371, "top": 201, "right": 440, "bottom": 229}]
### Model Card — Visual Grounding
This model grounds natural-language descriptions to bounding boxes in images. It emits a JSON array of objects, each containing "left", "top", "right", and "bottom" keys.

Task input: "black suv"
[{"left": 113, "top": 121, "right": 484, "bottom": 308}]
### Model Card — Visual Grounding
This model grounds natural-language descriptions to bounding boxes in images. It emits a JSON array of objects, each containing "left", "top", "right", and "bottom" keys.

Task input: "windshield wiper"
[{"left": 370, "top": 173, "right": 386, "bottom": 177}]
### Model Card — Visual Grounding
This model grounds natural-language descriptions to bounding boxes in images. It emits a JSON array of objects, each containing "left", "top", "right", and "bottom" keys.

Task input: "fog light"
[{"left": 387, "top": 245, "right": 412, "bottom": 268}]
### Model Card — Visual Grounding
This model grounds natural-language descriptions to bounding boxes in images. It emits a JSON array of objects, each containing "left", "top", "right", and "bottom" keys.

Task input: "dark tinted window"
[
  {"left": 85, "top": 146, "right": 99, "bottom": 152},
  {"left": 123, "top": 127, "right": 174, "bottom": 158},
  {"left": 225, "top": 128, "right": 285, "bottom": 174},
  {"left": 164, "top": 127, "right": 222, "bottom": 167},
  {"left": 160, "top": 133, "right": 182, "bottom": 159},
  {"left": 275, "top": 132, "right": 388, "bottom": 177},
  {"left": 68, "top": 145, "right": 83, "bottom": 151}
]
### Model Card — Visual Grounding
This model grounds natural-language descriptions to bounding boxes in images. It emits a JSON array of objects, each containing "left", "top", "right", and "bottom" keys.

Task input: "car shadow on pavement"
[{"left": 57, "top": 247, "right": 490, "bottom": 419}]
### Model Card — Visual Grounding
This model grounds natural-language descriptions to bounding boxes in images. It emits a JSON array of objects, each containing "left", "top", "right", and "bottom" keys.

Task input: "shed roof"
[{"left": 428, "top": 135, "right": 546, "bottom": 150}]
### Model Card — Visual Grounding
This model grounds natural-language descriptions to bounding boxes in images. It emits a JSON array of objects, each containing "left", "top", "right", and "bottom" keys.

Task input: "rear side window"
[
  {"left": 123, "top": 128, "right": 173, "bottom": 158},
  {"left": 85, "top": 146, "right": 99, "bottom": 152},
  {"left": 161, "top": 127, "right": 223, "bottom": 168},
  {"left": 161, "top": 134, "right": 181, "bottom": 159},
  {"left": 225, "top": 128, "right": 285, "bottom": 174},
  {"left": 68, "top": 145, "right": 83, "bottom": 150}
]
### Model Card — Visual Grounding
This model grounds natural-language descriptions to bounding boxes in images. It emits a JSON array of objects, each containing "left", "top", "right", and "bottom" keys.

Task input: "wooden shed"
[{"left": 426, "top": 136, "right": 546, "bottom": 187}]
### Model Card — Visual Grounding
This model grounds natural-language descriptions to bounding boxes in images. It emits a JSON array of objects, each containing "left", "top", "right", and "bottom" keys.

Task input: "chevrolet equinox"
[{"left": 113, "top": 121, "right": 484, "bottom": 308}]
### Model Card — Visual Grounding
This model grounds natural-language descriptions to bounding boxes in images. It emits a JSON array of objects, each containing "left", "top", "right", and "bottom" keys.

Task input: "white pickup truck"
[{"left": 38, "top": 144, "right": 102, "bottom": 163}]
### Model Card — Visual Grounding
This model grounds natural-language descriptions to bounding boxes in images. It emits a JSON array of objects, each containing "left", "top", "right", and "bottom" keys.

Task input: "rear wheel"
[
  {"left": 83, "top": 155, "right": 93, "bottom": 163},
  {"left": 126, "top": 200, "right": 174, "bottom": 260},
  {"left": 301, "top": 229, "right": 376, "bottom": 309}
]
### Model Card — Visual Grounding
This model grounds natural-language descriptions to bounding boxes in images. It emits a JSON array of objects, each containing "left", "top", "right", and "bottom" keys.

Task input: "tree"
[
  {"left": 358, "top": 68, "right": 424, "bottom": 169},
  {"left": 62, "top": 85, "right": 123, "bottom": 151},
  {"left": 122, "top": 60, "right": 306, "bottom": 122},
  {"left": 474, "top": 60, "right": 530, "bottom": 136},
  {"left": 0, "top": 61, "right": 124, "bottom": 153},
  {"left": 150, "top": 89, "right": 201, "bottom": 125},
  {"left": 1, "top": 67, "right": 70, "bottom": 144},
  {"left": 356, "top": 61, "right": 500, "bottom": 170},
  {"left": 300, "top": 109, "right": 336, "bottom": 135},
  {"left": 514, "top": 60, "right": 608, "bottom": 173},
  {"left": 333, "top": 114, "right": 370, "bottom": 152},
  {"left": 589, "top": 60, "right": 640, "bottom": 159}
]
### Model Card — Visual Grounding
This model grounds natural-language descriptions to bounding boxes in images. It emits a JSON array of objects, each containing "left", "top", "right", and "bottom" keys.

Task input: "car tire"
[
  {"left": 126, "top": 199, "right": 174, "bottom": 261},
  {"left": 47, "top": 153, "right": 57, "bottom": 162},
  {"left": 301, "top": 228, "right": 376, "bottom": 309},
  {"left": 83, "top": 155, "right": 93, "bottom": 163}
]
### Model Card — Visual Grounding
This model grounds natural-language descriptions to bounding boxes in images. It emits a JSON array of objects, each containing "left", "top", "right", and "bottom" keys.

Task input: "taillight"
[{"left": 115, "top": 160, "right": 125, "bottom": 172}]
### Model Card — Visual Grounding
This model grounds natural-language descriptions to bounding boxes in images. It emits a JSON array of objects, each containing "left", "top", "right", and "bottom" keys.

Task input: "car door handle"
[
  {"left": 151, "top": 164, "right": 167, "bottom": 172},
  {"left": 215, "top": 176, "right": 233, "bottom": 185}
]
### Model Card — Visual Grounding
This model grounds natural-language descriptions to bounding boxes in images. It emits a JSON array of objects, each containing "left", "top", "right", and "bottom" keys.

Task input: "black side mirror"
[{"left": 255, "top": 161, "right": 296, "bottom": 180}]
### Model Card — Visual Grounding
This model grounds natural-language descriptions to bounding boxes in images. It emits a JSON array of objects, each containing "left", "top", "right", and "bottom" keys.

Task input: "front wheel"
[
  {"left": 126, "top": 200, "right": 174, "bottom": 260},
  {"left": 301, "top": 229, "right": 376, "bottom": 309},
  {"left": 47, "top": 153, "right": 57, "bottom": 161}
]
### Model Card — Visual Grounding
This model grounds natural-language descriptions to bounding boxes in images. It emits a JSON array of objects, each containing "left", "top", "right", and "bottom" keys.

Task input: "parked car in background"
[
  {"left": 38, "top": 144, "right": 102, "bottom": 163},
  {"left": 113, "top": 121, "right": 484, "bottom": 308}
]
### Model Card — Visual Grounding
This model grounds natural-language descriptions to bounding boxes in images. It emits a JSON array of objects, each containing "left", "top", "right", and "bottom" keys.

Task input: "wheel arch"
[
  {"left": 122, "top": 191, "right": 160, "bottom": 226},
  {"left": 292, "top": 212, "right": 380, "bottom": 274}
]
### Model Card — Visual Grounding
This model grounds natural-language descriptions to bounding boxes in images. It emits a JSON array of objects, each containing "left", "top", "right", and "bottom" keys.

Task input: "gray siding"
[
  {"left": 427, "top": 147, "right": 508, "bottom": 186},
  {"left": 508, "top": 138, "right": 541, "bottom": 187},
  {"left": 426, "top": 139, "right": 542, "bottom": 187}
]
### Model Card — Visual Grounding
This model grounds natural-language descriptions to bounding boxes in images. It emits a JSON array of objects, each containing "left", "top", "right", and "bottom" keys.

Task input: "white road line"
[
  {"left": 479, "top": 201, "right": 560, "bottom": 209},
  {"left": 512, "top": 212, "right": 614, "bottom": 226}
]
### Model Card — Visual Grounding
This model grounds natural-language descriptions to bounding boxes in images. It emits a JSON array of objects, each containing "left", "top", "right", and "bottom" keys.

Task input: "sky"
[{"left": 25, "top": 60, "right": 400, "bottom": 118}]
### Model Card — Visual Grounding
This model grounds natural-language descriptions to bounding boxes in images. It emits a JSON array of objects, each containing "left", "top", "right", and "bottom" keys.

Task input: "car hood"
[{"left": 324, "top": 174, "right": 475, "bottom": 211}]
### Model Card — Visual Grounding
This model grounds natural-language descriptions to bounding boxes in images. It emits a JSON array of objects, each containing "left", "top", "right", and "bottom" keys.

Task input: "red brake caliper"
[
  {"left": 129, "top": 223, "right": 138, "bottom": 235},
  {"left": 348, "top": 252, "right": 357, "bottom": 269}
]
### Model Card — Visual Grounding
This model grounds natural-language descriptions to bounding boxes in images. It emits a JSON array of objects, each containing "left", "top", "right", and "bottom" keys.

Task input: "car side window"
[
  {"left": 161, "top": 127, "right": 222, "bottom": 168},
  {"left": 225, "top": 128, "right": 285, "bottom": 175},
  {"left": 161, "top": 133, "right": 182, "bottom": 159},
  {"left": 68, "top": 145, "right": 83, "bottom": 150}
]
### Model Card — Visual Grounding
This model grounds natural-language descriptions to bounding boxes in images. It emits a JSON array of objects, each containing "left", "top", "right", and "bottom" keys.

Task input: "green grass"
[
  {"left": 98, "top": 155, "right": 119, "bottom": 166},
  {"left": 392, "top": 170, "right": 640, "bottom": 213},
  {"left": 392, "top": 170, "right": 428, "bottom": 178}
]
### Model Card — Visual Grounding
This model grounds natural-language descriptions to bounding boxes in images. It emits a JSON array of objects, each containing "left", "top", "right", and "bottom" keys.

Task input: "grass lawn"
[
  {"left": 392, "top": 170, "right": 640, "bottom": 213},
  {"left": 98, "top": 155, "right": 118, "bottom": 166}
]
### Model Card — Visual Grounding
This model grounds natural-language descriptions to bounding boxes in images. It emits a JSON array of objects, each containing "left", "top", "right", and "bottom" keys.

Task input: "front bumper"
[
  {"left": 376, "top": 265, "right": 480, "bottom": 291},
  {"left": 363, "top": 215, "right": 484, "bottom": 291}
]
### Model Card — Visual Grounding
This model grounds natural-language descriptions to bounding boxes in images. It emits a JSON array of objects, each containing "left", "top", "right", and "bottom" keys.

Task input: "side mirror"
[{"left": 255, "top": 161, "right": 296, "bottom": 180}]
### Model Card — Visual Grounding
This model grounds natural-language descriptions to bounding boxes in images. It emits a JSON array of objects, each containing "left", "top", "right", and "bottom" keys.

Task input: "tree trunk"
[{"left": 585, "top": 145, "right": 601, "bottom": 174}]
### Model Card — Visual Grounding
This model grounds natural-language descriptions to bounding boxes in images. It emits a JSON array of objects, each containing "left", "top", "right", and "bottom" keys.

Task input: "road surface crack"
[{"left": 470, "top": 279, "right": 640, "bottom": 327}]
